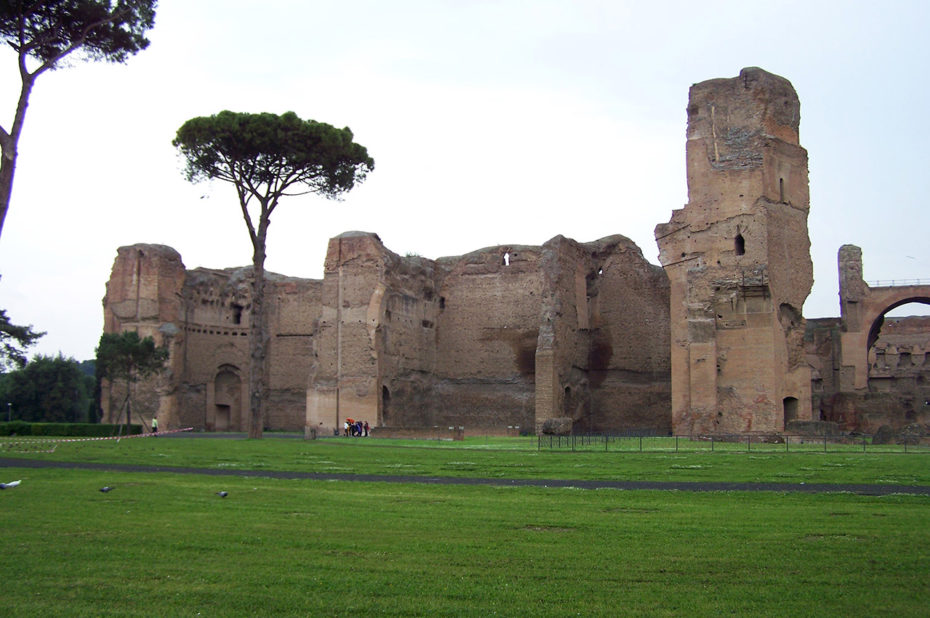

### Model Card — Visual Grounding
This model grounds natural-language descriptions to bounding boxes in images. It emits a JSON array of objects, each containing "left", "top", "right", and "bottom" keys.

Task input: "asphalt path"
[{"left": 2, "top": 457, "right": 929, "bottom": 495}]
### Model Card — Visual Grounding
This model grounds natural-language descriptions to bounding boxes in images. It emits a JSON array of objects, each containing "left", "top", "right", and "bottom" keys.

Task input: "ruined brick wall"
[
  {"left": 104, "top": 231, "right": 672, "bottom": 436},
  {"left": 584, "top": 236, "right": 671, "bottom": 433},
  {"left": 265, "top": 277, "right": 322, "bottom": 430},
  {"left": 805, "top": 244, "right": 930, "bottom": 433},
  {"left": 535, "top": 236, "right": 591, "bottom": 433},
  {"left": 175, "top": 267, "right": 250, "bottom": 431},
  {"left": 804, "top": 317, "right": 842, "bottom": 421},
  {"left": 103, "top": 247, "right": 319, "bottom": 431},
  {"left": 303, "top": 231, "right": 670, "bottom": 435},
  {"left": 655, "top": 67, "right": 813, "bottom": 434},
  {"left": 105, "top": 68, "right": 859, "bottom": 437},
  {"left": 374, "top": 251, "right": 441, "bottom": 427},
  {"left": 430, "top": 244, "right": 543, "bottom": 430},
  {"left": 101, "top": 244, "right": 185, "bottom": 427},
  {"left": 535, "top": 235, "right": 671, "bottom": 434},
  {"left": 307, "top": 232, "right": 393, "bottom": 432},
  {"left": 808, "top": 313, "right": 930, "bottom": 433}
]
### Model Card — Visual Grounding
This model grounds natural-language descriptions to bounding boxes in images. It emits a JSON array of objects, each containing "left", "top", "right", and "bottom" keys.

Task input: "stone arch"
[
  {"left": 837, "top": 245, "right": 930, "bottom": 391},
  {"left": 865, "top": 296, "right": 930, "bottom": 350}
]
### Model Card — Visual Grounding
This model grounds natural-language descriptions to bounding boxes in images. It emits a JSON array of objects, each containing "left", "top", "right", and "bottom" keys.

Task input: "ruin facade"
[
  {"left": 101, "top": 68, "right": 926, "bottom": 436},
  {"left": 655, "top": 67, "right": 814, "bottom": 434},
  {"left": 102, "top": 234, "right": 671, "bottom": 435},
  {"left": 805, "top": 245, "right": 930, "bottom": 433}
]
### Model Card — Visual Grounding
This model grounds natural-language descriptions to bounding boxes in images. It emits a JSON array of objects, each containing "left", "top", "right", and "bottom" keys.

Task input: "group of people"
[{"left": 344, "top": 418, "right": 370, "bottom": 437}]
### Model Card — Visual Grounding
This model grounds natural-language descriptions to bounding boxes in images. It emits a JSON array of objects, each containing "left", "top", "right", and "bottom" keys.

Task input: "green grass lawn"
[
  {"left": 1, "top": 436, "right": 929, "bottom": 615},
  {"left": 4, "top": 434, "right": 930, "bottom": 485}
]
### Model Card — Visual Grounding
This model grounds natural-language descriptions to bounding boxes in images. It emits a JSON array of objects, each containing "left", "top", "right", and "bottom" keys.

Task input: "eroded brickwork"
[
  {"left": 805, "top": 245, "right": 930, "bottom": 434},
  {"left": 655, "top": 67, "right": 813, "bottom": 434},
  {"left": 102, "top": 247, "right": 320, "bottom": 432},
  {"left": 303, "top": 232, "right": 670, "bottom": 435},
  {"left": 102, "top": 67, "right": 922, "bottom": 437}
]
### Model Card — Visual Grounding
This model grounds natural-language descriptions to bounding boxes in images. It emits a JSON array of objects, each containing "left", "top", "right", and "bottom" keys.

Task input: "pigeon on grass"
[
  {"left": 99, "top": 486, "right": 114, "bottom": 493},
  {"left": 0, "top": 480, "right": 21, "bottom": 489},
  {"left": 216, "top": 491, "right": 228, "bottom": 498}
]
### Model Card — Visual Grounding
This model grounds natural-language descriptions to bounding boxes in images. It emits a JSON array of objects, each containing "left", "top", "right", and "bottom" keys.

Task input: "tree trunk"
[
  {"left": 0, "top": 73, "right": 35, "bottom": 241},
  {"left": 125, "top": 387, "right": 132, "bottom": 436},
  {"left": 247, "top": 220, "right": 269, "bottom": 439},
  {"left": 0, "top": 151, "right": 16, "bottom": 240}
]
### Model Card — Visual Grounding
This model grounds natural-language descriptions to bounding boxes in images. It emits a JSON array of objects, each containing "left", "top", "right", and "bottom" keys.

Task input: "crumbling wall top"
[{"left": 688, "top": 67, "right": 800, "bottom": 148}]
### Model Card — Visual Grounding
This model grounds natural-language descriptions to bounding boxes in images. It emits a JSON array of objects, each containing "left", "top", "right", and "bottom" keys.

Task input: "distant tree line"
[{"left": 0, "top": 355, "right": 96, "bottom": 423}]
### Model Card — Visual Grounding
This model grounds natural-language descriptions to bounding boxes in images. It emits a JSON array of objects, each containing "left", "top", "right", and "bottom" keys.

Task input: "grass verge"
[
  {"left": 3, "top": 435, "right": 930, "bottom": 485},
  {"left": 1, "top": 466, "right": 928, "bottom": 616}
]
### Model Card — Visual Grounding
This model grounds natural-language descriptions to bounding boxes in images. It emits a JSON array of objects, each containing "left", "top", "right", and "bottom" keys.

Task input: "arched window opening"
[
  {"left": 783, "top": 397, "right": 798, "bottom": 425},
  {"left": 779, "top": 177, "right": 785, "bottom": 202},
  {"left": 734, "top": 233, "right": 745, "bottom": 256},
  {"left": 502, "top": 252, "right": 510, "bottom": 266}
]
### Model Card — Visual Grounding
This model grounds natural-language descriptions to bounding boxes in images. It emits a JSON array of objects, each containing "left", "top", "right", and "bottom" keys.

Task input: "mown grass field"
[{"left": 1, "top": 435, "right": 929, "bottom": 616}]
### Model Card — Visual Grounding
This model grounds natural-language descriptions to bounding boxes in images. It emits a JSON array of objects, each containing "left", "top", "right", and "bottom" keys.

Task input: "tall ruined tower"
[{"left": 655, "top": 67, "right": 813, "bottom": 434}]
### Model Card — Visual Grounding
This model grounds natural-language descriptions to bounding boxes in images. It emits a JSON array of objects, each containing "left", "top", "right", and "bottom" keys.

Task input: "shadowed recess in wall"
[
  {"left": 479, "top": 327, "right": 538, "bottom": 378},
  {"left": 588, "top": 333, "right": 613, "bottom": 387}
]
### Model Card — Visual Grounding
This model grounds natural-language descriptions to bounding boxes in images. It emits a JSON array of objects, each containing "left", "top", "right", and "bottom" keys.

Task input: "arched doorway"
[
  {"left": 214, "top": 365, "right": 242, "bottom": 431},
  {"left": 783, "top": 397, "right": 798, "bottom": 425}
]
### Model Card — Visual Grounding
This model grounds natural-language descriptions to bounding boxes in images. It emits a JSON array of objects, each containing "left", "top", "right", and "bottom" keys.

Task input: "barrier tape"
[{"left": 0, "top": 427, "right": 194, "bottom": 453}]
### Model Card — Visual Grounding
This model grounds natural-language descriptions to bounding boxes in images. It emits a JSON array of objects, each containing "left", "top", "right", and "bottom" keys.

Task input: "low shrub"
[{"left": 0, "top": 422, "right": 142, "bottom": 437}]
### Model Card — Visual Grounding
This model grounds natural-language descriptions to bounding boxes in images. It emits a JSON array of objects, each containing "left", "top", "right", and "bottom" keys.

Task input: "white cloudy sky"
[{"left": 1, "top": 0, "right": 929, "bottom": 361}]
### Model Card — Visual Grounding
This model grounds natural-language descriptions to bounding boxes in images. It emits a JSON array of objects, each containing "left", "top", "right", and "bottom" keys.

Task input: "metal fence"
[
  {"left": 537, "top": 433, "right": 930, "bottom": 454},
  {"left": 867, "top": 278, "right": 930, "bottom": 287}
]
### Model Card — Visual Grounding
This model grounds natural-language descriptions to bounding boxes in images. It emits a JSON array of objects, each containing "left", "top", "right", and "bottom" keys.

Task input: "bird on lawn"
[
  {"left": 99, "top": 486, "right": 114, "bottom": 493},
  {"left": 216, "top": 491, "right": 228, "bottom": 498},
  {"left": 0, "top": 480, "right": 21, "bottom": 489}
]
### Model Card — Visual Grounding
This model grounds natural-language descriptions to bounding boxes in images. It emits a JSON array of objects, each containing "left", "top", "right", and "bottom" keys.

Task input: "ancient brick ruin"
[
  {"left": 655, "top": 68, "right": 814, "bottom": 434},
  {"left": 102, "top": 232, "right": 671, "bottom": 435},
  {"left": 101, "top": 68, "right": 928, "bottom": 437},
  {"left": 806, "top": 245, "right": 930, "bottom": 434}
]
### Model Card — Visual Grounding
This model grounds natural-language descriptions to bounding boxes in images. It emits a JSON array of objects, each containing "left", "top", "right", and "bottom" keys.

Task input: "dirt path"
[{"left": 3, "top": 457, "right": 929, "bottom": 495}]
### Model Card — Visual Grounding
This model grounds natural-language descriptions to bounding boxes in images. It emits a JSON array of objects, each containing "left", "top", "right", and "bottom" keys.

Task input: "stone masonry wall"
[
  {"left": 430, "top": 243, "right": 544, "bottom": 430},
  {"left": 655, "top": 67, "right": 813, "bottom": 434},
  {"left": 103, "top": 246, "right": 319, "bottom": 432}
]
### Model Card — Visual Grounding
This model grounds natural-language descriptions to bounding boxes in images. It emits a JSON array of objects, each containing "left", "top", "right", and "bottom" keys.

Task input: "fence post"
[
  {"left": 675, "top": 435, "right": 679, "bottom": 453},
  {"left": 748, "top": 434, "right": 752, "bottom": 452},
  {"left": 862, "top": 434, "right": 866, "bottom": 453},
  {"left": 824, "top": 433, "right": 827, "bottom": 453},
  {"left": 639, "top": 435, "right": 643, "bottom": 452},
  {"left": 711, "top": 436, "right": 714, "bottom": 452},
  {"left": 605, "top": 434, "right": 608, "bottom": 453}
]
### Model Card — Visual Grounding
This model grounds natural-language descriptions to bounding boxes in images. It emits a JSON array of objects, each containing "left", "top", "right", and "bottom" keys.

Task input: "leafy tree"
[
  {"left": 173, "top": 111, "right": 374, "bottom": 438},
  {"left": 1, "top": 354, "right": 94, "bottom": 422},
  {"left": 0, "top": 0, "right": 157, "bottom": 240},
  {"left": 95, "top": 331, "right": 167, "bottom": 433},
  {"left": 0, "top": 308, "right": 44, "bottom": 370}
]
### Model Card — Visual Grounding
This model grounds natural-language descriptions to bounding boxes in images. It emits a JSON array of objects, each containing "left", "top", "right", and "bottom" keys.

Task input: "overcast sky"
[{"left": 1, "top": 0, "right": 929, "bottom": 362}]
